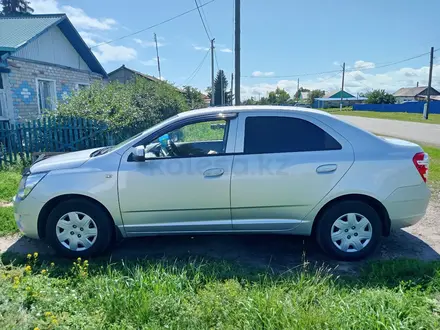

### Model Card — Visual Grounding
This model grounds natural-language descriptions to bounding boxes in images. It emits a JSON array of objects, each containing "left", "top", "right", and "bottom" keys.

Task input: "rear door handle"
[
  {"left": 203, "top": 168, "right": 224, "bottom": 178},
  {"left": 316, "top": 164, "right": 337, "bottom": 174}
]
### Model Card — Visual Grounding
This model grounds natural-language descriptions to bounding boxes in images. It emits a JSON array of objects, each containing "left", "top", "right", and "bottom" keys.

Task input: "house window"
[
  {"left": 36, "top": 79, "right": 56, "bottom": 112},
  {"left": 76, "top": 83, "right": 90, "bottom": 90}
]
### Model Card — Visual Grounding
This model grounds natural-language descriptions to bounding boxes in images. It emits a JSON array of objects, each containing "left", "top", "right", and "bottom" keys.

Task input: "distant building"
[
  {"left": 0, "top": 14, "right": 107, "bottom": 122},
  {"left": 298, "top": 90, "right": 309, "bottom": 101},
  {"left": 108, "top": 65, "right": 160, "bottom": 84},
  {"left": 313, "top": 90, "right": 366, "bottom": 109},
  {"left": 393, "top": 86, "right": 440, "bottom": 104}
]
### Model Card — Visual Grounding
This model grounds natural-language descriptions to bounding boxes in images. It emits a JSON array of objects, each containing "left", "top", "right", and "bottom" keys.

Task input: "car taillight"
[{"left": 413, "top": 152, "right": 429, "bottom": 182}]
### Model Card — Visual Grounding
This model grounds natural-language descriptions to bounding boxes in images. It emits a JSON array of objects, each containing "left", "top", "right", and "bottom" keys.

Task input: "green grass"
[
  {"left": 423, "top": 145, "right": 440, "bottom": 188},
  {"left": 0, "top": 207, "right": 17, "bottom": 236},
  {"left": 336, "top": 110, "right": 440, "bottom": 124},
  {"left": 1, "top": 257, "right": 440, "bottom": 329},
  {"left": 0, "top": 169, "right": 21, "bottom": 202}
]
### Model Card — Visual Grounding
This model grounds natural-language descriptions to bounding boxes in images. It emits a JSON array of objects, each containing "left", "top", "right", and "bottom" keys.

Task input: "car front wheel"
[
  {"left": 45, "top": 199, "right": 113, "bottom": 258},
  {"left": 316, "top": 200, "right": 382, "bottom": 261}
]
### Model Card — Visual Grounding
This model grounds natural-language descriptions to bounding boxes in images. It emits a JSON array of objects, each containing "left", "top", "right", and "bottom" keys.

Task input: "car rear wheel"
[
  {"left": 316, "top": 200, "right": 382, "bottom": 261},
  {"left": 46, "top": 199, "right": 113, "bottom": 258}
]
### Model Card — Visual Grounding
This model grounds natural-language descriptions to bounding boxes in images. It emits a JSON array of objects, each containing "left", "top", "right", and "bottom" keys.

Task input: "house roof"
[
  {"left": 108, "top": 65, "right": 160, "bottom": 82},
  {"left": 0, "top": 14, "right": 107, "bottom": 77},
  {"left": 393, "top": 87, "right": 428, "bottom": 97},
  {"left": 323, "top": 90, "right": 355, "bottom": 99},
  {"left": 315, "top": 97, "right": 367, "bottom": 101}
]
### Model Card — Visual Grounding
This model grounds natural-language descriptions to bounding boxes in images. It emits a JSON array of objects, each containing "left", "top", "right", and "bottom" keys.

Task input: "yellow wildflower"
[
  {"left": 27, "top": 254, "right": 32, "bottom": 259},
  {"left": 33, "top": 252, "right": 38, "bottom": 258},
  {"left": 34, "top": 327, "right": 40, "bottom": 330},
  {"left": 41, "top": 269, "right": 47, "bottom": 275},
  {"left": 50, "top": 262, "right": 55, "bottom": 267},
  {"left": 44, "top": 311, "right": 52, "bottom": 317},
  {"left": 25, "top": 265, "right": 32, "bottom": 272},
  {"left": 77, "top": 257, "right": 81, "bottom": 262}
]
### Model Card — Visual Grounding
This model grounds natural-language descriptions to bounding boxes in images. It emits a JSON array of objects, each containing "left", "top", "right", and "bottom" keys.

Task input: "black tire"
[
  {"left": 45, "top": 198, "right": 114, "bottom": 258},
  {"left": 315, "top": 200, "right": 382, "bottom": 261}
]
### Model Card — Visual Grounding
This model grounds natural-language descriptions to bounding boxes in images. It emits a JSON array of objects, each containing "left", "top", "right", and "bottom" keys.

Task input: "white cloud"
[
  {"left": 251, "top": 71, "right": 275, "bottom": 77},
  {"left": 193, "top": 45, "right": 210, "bottom": 51},
  {"left": 354, "top": 60, "right": 375, "bottom": 70},
  {"left": 241, "top": 64, "right": 440, "bottom": 100},
  {"left": 219, "top": 48, "right": 232, "bottom": 53},
  {"left": 77, "top": 32, "right": 137, "bottom": 63},
  {"left": 140, "top": 57, "right": 166, "bottom": 66},
  {"left": 333, "top": 61, "right": 340, "bottom": 66},
  {"left": 134, "top": 38, "right": 165, "bottom": 48},
  {"left": 30, "top": 0, "right": 117, "bottom": 30},
  {"left": 93, "top": 44, "right": 137, "bottom": 63}
]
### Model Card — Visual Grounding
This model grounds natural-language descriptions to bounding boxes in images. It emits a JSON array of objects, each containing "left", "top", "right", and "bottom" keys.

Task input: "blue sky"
[{"left": 30, "top": 0, "right": 440, "bottom": 99}]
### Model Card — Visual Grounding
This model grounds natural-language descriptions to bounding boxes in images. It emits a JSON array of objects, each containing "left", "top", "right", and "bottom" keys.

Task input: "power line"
[
  {"left": 195, "top": 0, "right": 212, "bottom": 42},
  {"left": 214, "top": 49, "right": 220, "bottom": 70},
  {"left": 198, "top": 0, "right": 213, "bottom": 37},
  {"left": 242, "top": 47, "right": 440, "bottom": 79},
  {"left": 183, "top": 49, "right": 210, "bottom": 85},
  {"left": 242, "top": 69, "right": 342, "bottom": 79},
  {"left": 91, "top": 0, "right": 215, "bottom": 48}
]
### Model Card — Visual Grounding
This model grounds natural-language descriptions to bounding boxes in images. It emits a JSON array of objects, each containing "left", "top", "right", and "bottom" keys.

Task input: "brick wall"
[{"left": 7, "top": 58, "right": 103, "bottom": 121}]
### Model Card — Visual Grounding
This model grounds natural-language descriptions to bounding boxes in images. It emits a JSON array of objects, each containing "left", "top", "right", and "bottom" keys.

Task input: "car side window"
[
  {"left": 244, "top": 116, "right": 342, "bottom": 154},
  {"left": 145, "top": 119, "right": 229, "bottom": 158}
]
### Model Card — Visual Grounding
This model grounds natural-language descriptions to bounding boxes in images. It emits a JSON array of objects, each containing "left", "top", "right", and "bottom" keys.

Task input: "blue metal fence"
[{"left": 353, "top": 102, "right": 440, "bottom": 114}]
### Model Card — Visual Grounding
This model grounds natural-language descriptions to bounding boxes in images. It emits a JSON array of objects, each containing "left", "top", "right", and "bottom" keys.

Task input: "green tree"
[
  {"left": 365, "top": 89, "right": 396, "bottom": 104},
  {"left": 308, "top": 89, "right": 325, "bottom": 105},
  {"left": 213, "top": 70, "right": 231, "bottom": 106},
  {"left": 182, "top": 86, "right": 208, "bottom": 109},
  {"left": 267, "top": 87, "right": 291, "bottom": 105},
  {"left": 242, "top": 97, "right": 258, "bottom": 105},
  {"left": 57, "top": 78, "right": 188, "bottom": 135},
  {"left": 1, "top": 0, "right": 33, "bottom": 15}
]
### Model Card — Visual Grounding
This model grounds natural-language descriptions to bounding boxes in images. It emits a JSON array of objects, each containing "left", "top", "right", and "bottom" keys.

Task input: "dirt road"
[{"left": 1, "top": 192, "right": 439, "bottom": 273}]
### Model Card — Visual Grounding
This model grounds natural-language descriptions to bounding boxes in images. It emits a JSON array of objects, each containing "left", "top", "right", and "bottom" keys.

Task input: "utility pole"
[
  {"left": 211, "top": 38, "right": 215, "bottom": 106},
  {"left": 220, "top": 72, "right": 224, "bottom": 106},
  {"left": 424, "top": 47, "right": 434, "bottom": 120},
  {"left": 340, "top": 62, "right": 345, "bottom": 111},
  {"left": 230, "top": 73, "right": 234, "bottom": 105},
  {"left": 296, "top": 78, "right": 299, "bottom": 102},
  {"left": 154, "top": 33, "right": 162, "bottom": 80},
  {"left": 234, "top": 0, "right": 241, "bottom": 105}
]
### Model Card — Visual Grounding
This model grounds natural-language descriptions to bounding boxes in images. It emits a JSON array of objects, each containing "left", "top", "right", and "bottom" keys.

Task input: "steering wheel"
[{"left": 166, "top": 139, "right": 181, "bottom": 157}]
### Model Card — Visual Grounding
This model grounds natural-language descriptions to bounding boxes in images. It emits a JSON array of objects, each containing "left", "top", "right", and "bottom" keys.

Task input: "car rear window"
[{"left": 244, "top": 116, "right": 342, "bottom": 154}]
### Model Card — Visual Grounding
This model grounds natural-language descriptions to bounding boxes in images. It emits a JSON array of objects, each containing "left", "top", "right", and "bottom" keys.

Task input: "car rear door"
[{"left": 230, "top": 111, "right": 354, "bottom": 231}]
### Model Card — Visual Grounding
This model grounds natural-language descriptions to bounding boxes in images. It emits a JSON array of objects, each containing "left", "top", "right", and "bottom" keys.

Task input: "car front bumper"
[
  {"left": 384, "top": 183, "right": 431, "bottom": 230},
  {"left": 13, "top": 195, "right": 45, "bottom": 239}
]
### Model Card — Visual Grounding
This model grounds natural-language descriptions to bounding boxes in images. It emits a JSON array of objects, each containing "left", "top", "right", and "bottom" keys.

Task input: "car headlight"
[{"left": 17, "top": 172, "right": 47, "bottom": 200}]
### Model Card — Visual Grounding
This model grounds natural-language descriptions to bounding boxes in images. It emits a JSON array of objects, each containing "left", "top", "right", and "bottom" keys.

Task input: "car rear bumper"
[
  {"left": 384, "top": 184, "right": 431, "bottom": 229},
  {"left": 13, "top": 195, "right": 44, "bottom": 239}
]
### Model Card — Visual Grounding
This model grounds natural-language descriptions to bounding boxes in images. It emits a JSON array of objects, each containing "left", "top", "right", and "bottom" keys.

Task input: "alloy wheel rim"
[
  {"left": 56, "top": 212, "right": 98, "bottom": 251},
  {"left": 330, "top": 213, "right": 372, "bottom": 253}
]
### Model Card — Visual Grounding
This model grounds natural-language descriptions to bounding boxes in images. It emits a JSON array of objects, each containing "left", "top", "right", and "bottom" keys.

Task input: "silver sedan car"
[{"left": 13, "top": 106, "right": 431, "bottom": 260}]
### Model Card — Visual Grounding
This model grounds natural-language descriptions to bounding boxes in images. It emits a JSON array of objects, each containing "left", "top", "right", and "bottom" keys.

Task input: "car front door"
[
  {"left": 230, "top": 111, "right": 354, "bottom": 232},
  {"left": 118, "top": 114, "right": 238, "bottom": 235}
]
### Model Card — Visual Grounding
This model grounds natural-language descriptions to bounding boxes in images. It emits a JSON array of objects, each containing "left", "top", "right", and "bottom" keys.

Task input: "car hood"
[{"left": 30, "top": 148, "right": 101, "bottom": 173}]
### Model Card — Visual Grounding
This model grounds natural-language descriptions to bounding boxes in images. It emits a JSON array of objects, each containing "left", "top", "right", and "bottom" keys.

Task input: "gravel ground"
[{"left": 1, "top": 193, "right": 439, "bottom": 273}]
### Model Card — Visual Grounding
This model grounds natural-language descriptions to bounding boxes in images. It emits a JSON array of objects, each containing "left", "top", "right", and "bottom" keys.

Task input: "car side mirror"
[{"left": 132, "top": 146, "right": 145, "bottom": 162}]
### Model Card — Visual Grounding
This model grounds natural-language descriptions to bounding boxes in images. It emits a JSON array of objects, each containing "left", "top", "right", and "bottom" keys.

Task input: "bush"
[{"left": 56, "top": 78, "right": 189, "bottom": 134}]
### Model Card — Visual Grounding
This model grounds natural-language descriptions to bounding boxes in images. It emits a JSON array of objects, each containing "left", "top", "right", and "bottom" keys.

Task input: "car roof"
[{"left": 176, "top": 105, "right": 331, "bottom": 119}]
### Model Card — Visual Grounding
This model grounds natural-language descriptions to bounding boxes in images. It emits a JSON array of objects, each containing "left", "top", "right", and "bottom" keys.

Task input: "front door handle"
[
  {"left": 203, "top": 168, "right": 224, "bottom": 178},
  {"left": 316, "top": 164, "right": 337, "bottom": 174}
]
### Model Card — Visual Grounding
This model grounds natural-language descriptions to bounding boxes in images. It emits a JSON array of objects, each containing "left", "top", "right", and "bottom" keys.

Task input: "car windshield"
[{"left": 107, "top": 114, "right": 181, "bottom": 152}]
